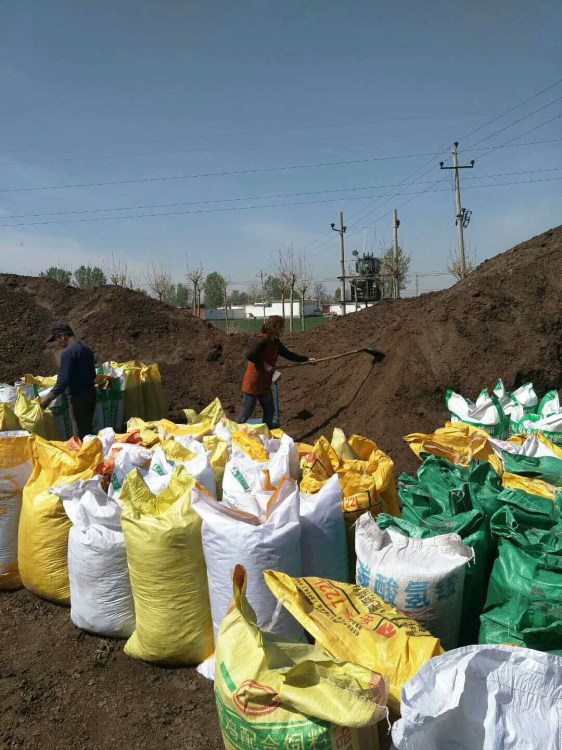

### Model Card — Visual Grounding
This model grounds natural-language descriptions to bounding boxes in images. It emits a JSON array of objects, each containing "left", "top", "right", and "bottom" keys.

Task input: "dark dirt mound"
[
  {"left": 280, "top": 223, "right": 562, "bottom": 473},
  {"left": 0, "top": 276, "right": 246, "bottom": 420},
  {"left": 0, "top": 589, "right": 223, "bottom": 750},
  {"left": 1, "top": 223, "right": 561, "bottom": 474}
]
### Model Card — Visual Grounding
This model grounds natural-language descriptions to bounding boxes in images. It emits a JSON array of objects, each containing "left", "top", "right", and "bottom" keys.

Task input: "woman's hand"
[
  {"left": 263, "top": 363, "right": 275, "bottom": 373},
  {"left": 307, "top": 357, "right": 317, "bottom": 365}
]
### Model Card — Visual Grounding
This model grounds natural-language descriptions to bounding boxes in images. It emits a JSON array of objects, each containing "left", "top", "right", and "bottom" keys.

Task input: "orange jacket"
[{"left": 241, "top": 334, "right": 308, "bottom": 396}]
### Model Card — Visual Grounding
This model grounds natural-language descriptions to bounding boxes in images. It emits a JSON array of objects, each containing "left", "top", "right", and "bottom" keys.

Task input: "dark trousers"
[
  {"left": 237, "top": 392, "right": 274, "bottom": 429},
  {"left": 70, "top": 391, "right": 97, "bottom": 439}
]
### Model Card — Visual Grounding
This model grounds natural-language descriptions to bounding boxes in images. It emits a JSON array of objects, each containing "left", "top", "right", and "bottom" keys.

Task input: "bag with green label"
[
  {"left": 377, "top": 509, "right": 490, "bottom": 646},
  {"left": 215, "top": 565, "right": 387, "bottom": 750}
]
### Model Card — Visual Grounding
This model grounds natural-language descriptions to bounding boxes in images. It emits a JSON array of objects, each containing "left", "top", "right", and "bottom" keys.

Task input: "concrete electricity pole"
[
  {"left": 392, "top": 208, "right": 400, "bottom": 299},
  {"left": 331, "top": 212, "right": 347, "bottom": 315},
  {"left": 440, "top": 142, "right": 475, "bottom": 278}
]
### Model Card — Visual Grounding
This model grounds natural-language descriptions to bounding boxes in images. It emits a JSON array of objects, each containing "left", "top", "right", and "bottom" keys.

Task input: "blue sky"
[{"left": 1, "top": 0, "right": 561, "bottom": 296}]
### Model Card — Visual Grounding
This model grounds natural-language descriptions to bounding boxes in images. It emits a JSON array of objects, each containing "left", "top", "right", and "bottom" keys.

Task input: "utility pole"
[
  {"left": 258, "top": 270, "right": 266, "bottom": 323},
  {"left": 415, "top": 273, "right": 419, "bottom": 297},
  {"left": 392, "top": 209, "right": 400, "bottom": 299},
  {"left": 331, "top": 212, "right": 347, "bottom": 315},
  {"left": 440, "top": 142, "right": 475, "bottom": 278}
]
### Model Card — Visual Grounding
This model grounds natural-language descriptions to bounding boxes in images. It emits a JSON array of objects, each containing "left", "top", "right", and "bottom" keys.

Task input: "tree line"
[{"left": 38, "top": 240, "right": 412, "bottom": 328}]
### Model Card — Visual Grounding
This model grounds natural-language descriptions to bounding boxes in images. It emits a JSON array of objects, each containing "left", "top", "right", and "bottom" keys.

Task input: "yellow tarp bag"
[
  {"left": 140, "top": 363, "right": 168, "bottom": 422},
  {"left": 216, "top": 565, "right": 387, "bottom": 750},
  {"left": 265, "top": 571, "right": 444, "bottom": 715},
  {"left": 332, "top": 428, "right": 361, "bottom": 460},
  {"left": 404, "top": 421, "right": 494, "bottom": 466},
  {"left": 300, "top": 436, "right": 340, "bottom": 493},
  {"left": 502, "top": 472, "right": 557, "bottom": 499},
  {"left": 203, "top": 435, "right": 229, "bottom": 500},
  {"left": 302, "top": 435, "right": 399, "bottom": 579},
  {"left": 158, "top": 418, "right": 213, "bottom": 440},
  {"left": 296, "top": 441, "right": 315, "bottom": 462},
  {"left": 18, "top": 436, "right": 103, "bottom": 603},
  {"left": 0, "top": 404, "right": 21, "bottom": 432},
  {"left": 184, "top": 397, "right": 224, "bottom": 428},
  {"left": 160, "top": 438, "right": 196, "bottom": 462},
  {"left": 120, "top": 466, "right": 214, "bottom": 665},
  {"left": 23, "top": 374, "right": 57, "bottom": 388},
  {"left": 126, "top": 417, "right": 158, "bottom": 431},
  {"left": 0, "top": 432, "right": 32, "bottom": 590},
  {"left": 112, "top": 361, "right": 144, "bottom": 422},
  {"left": 231, "top": 430, "right": 269, "bottom": 462},
  {"left": 14, "top": 392, "right": 58, "bottom": 440}
]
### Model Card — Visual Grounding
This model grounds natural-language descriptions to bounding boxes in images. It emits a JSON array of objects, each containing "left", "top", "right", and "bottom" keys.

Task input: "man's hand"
[
  {"left": 263, "top": 363, "right": 274, "bottom": 373},
  {"left": 308, "top": 357, "right": 317, "bottom": 365},
  {"left": 39, "top": 397, "right": 51, "bottom": 410}
]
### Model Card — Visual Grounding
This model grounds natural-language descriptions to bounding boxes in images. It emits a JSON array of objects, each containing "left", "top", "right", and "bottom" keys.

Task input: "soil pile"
[
  {"left": 281, "top": 223, "right": 562, "bottom": 472},
  {"left": 0, "top": 276, "right": 246, "bottom": 418},
  {"left": 1, "top": 224, "right": 561, "bottom": 473}
]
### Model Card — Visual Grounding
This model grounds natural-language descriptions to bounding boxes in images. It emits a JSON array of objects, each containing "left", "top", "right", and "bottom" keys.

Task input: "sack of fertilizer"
[
  {"left": 392, "top": 645, "right": 562, "bottom": 750},
  {"left": 355, "top": 513, "right": 473, "bottom": 649},
  {"left": 222, "top": 451, "right": 270, "bottom": 501},
  {"left": 52, "top": 477, "right": 135, "bottom": 638},
  {"left": 145, "top": 441, "right": 216, "bottom": 497},
  {"left": 515, "top": 411, "right": 562, "bottom": 445},
  {"left": 0, "top": 432, "right": 32, "bottom": 590},
  {"left": 215, "top": 566, "right": 387, "bottom": 750},
  {"left": 192, "top": 477, "right": 304, "bottom": 642},
  {"left": 494, "top": 379, "right": 538, "bottom": 415},
  {"left": 107, "top": 444, "right": 153, "bottom": 499},
  {"left": 222, "top": 473, "right": 348, "bottom": 583},
  {"left": 447, "top": 389, "right": 508, "bottom": 439}
]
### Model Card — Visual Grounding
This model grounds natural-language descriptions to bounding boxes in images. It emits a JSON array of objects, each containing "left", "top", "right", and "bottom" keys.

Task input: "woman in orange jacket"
[{"left": 237, "top": 315, "right": 316, "bottom": 428}]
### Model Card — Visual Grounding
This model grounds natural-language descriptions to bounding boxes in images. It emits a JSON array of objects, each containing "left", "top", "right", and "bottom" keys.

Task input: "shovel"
[{"left": 278, "top": 347, "right": 385, "bottom": 369}]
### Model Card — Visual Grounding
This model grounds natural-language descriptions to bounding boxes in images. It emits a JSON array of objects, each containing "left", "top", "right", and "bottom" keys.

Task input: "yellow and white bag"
[
  {"left": 215, "top": 565, "right": 388, "bottom": 750},
  {"left": 0, "top": 432, "right": 32, "bottom": 590},
  {"left": 120, "top": 466, "right": 214, "bottom": 665},
  {"left": 265, "top": 570, "right": 444, "bottom": 713},
  {"left": 18, "top": 436, "right": 103, "bottom": 603}
]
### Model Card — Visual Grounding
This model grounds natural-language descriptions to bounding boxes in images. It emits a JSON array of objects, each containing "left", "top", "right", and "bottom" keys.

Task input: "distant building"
[{"left": 202, "top": 300, "right": 321, "bottom": 321}]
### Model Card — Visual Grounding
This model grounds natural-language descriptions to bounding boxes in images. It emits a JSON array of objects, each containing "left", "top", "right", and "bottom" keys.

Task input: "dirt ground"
[
  {"left": 0, "top": 589, "right": 224, "bottom": 750},
  {"left": 1, "top": 223, "right": 562, "bottom": 748}
]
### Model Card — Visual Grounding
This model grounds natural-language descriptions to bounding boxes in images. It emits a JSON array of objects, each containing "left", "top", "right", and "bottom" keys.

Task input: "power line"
[
  {"left": 461, "top": 78, "right": 562, "bottom": 143},
  {"left": 0, "top": 121, "right": 501, "bottom": 168},
  {"left": 0, "top": 149, "right": 449, "bottom": 194},
  {"left": 6, "top": 166, "right": 560, "bottom": 221},
  {"left": 467, "top": 94, "right": 562, "bottom": 149},
  {"left": 0, "top": 108, "right": 520, "bottom": 157},
  {"left": 2, "top": 174, "right": 560, "bottom": 228}
]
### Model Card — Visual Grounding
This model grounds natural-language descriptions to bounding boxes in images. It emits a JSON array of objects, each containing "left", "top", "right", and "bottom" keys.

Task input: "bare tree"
[
  {"left": 106, "top": 255, "right": 132, "bottom": 287},
  {"left": 274, "top": 248, "right": 293, "bottom": 323},
  {"left": 448, "top": 244, "right": 477, "bottom": 281},
  {"left": 313, "top": 281, "right": 327, "bottom": 310},
  {"left": 187, "top": 266, "right": 205, "bottom": 317},
  {"left": 275, "top": 245, "right": 298, "bottom": 331},
  {"left": 247, "top": 283, "right": 260, "bottom": 304},
  {"left": 145, "top": 262, "right": 173, "bottom": 302},
  {"left": 296, "top": 258, "right": 312, "bottom": 332}
]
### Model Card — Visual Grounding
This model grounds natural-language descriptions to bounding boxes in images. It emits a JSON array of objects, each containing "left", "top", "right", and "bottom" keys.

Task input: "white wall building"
[{"left": 204, "top": 300, "right": 321, "bottom": 321}]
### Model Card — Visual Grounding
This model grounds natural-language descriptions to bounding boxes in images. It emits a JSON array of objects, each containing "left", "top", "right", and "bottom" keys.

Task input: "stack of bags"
[
  {"left": 0, "top": 360, "right": 167, "bottom": 441},
  {"left": 447, "top": 379, "right": 562, "bottom": 443},
  {"left": 403, "top": 419, "right": 562, "bottom": 652}
]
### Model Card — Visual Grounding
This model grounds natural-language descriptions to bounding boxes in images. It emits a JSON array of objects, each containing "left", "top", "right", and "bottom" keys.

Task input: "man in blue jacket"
[{"left": 40, "top": 322, "right": 97, "bottom": 438}]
